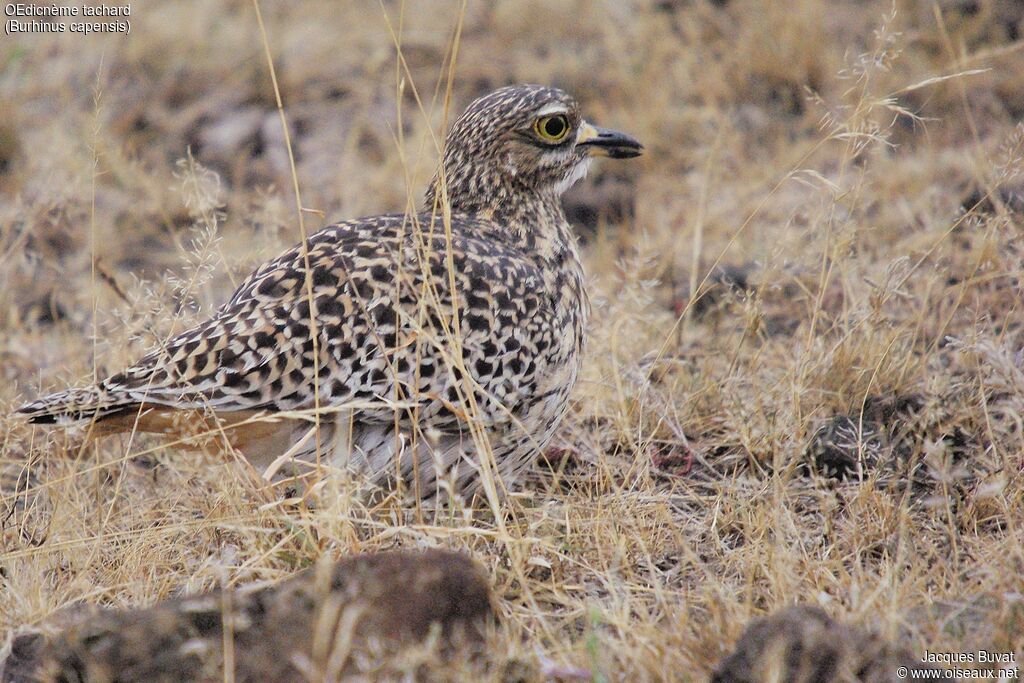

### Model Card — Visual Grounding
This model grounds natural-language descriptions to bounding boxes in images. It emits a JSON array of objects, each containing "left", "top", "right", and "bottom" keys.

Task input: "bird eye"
[{"left": 534, "top": 114, "right": 570, "bottom": 143}]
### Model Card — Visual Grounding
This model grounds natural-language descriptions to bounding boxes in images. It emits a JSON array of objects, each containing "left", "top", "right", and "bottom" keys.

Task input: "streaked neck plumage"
[{"left": 424, "top": 156, "right": 581, "bottom": 264}]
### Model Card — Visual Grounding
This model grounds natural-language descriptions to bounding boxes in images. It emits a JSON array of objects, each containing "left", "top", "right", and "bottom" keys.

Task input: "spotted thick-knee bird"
[{"left": 16, "top": 84, "right": 642, "bottom": 501}]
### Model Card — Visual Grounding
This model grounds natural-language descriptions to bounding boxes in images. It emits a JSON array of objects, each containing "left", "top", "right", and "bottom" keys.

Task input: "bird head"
[{"left": 426, "top": 84, "right": 642, "bottom": 214}]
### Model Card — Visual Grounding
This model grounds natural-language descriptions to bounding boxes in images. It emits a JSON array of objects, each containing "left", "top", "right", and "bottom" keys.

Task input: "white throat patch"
[{"left": 554, "top": 157, "right": 592, "bottom": 196}]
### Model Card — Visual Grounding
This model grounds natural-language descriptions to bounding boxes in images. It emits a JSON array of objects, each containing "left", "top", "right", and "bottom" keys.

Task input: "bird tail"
[{"left": 15, "top": 386, "right": 126, "bottom": 425}]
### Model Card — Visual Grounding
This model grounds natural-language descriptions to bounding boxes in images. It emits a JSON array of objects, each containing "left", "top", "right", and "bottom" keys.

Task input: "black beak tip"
[
  {"left": 584, "top": 127, "right": 644, "bottom": 159},
  {"left": 606, "top": 143, "right": 643, "bottom": 159}
]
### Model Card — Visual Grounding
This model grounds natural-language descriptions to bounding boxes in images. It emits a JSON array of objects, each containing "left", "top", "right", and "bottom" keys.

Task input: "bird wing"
[{"left": 19, "top": 213, "right": 556, "bottom": 429}]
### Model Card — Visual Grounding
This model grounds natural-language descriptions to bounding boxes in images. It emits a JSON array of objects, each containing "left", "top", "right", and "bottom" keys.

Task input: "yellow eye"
[{"left": 534, "top": 114, "right": 570, "bottom": 143}]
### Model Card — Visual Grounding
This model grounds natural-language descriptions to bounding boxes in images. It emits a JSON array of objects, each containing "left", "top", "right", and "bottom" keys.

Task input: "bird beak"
[{"left": 577, "top": 122, "right": 644, "bottom": 159}]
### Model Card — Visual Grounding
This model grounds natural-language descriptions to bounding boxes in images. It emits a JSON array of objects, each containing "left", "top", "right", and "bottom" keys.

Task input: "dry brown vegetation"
[{"left": 2, "top": 0, "right": 1024, "bottom": 680}]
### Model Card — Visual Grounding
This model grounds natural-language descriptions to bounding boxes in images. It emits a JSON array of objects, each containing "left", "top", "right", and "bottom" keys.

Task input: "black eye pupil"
[{"left": 544, "top": 117, "right": 566, "bottom": 138}]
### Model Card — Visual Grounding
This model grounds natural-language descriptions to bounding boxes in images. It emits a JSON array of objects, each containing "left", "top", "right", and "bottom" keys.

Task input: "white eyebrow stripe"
[{"left": 534, "top": 103, "right": 568, "bottom": 118}]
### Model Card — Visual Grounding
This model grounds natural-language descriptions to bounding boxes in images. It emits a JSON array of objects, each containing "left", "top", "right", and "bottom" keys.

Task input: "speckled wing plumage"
[
  {"left": 128, "top": 213, "right": 564, "bottom": 419},
  {"left": 18, "top": 212, "right": 583, "bottom": 495}
]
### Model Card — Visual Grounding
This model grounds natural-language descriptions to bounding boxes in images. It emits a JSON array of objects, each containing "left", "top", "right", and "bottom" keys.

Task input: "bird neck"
[
  {"left": 424, "top": 173, "right": 575, "bottom": 264},
  {"left": 424, "top": 162, "right": 517, "bottom": 217},
  {"left": 493, "top": 190, "right": 577, "bottom": 265},
  {"left": 421, "top": 181, "right": 577, "bottom": 262}
]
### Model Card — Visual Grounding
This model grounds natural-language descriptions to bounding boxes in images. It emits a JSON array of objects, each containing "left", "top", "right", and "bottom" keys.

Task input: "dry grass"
[{"left": 2, "top": 0, "right": 1024, "bottom": 679}]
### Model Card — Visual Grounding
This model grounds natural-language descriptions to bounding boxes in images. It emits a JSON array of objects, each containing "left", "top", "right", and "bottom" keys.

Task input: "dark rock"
[
  {"left": 806, "top": 415, "right": 886, "bottom": 480},
  {"left": 676, "top": 263, "right": 755, "bottom": 318},
  {"left": 651, "top": 443, "right": 695, "bottom": 478},
  {"left": 2, "top": 549, "right": 493, "bottom": 683},
  {"left": 563, "top": 172, "right": 637, "bottom": 241},
  {"left": 711, "top": 605, "right": 944, "bottom": 683},
  {"left": 0, "top": 122, "right": 20, "bottom": 178},
  {"left": 960, "top": 180, "right": 1024, "bottom": 216},
  {"left": 803, "top": 395, "right": 926, "bottom": 482}
]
